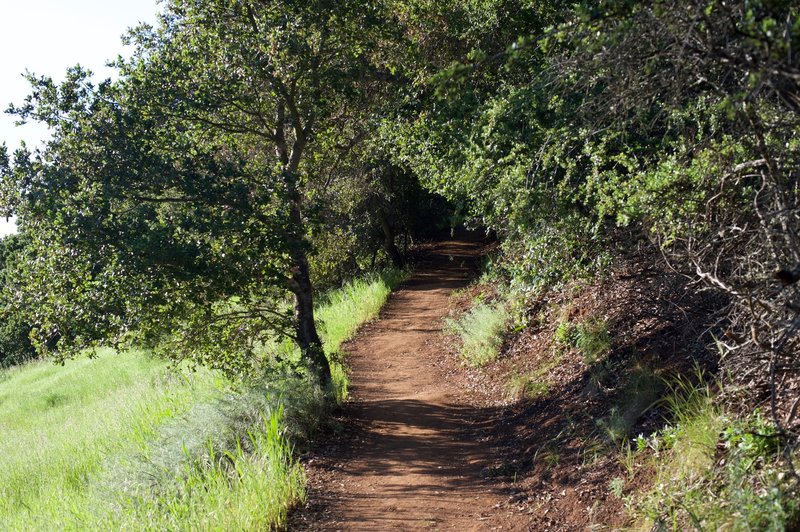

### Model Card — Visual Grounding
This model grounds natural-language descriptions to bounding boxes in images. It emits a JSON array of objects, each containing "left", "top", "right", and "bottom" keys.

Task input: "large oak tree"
[{"left": 1, "top": 0, "right": 402, "bottom": 386}]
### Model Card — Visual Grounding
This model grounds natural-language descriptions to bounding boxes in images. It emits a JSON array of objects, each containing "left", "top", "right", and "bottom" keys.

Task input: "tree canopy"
[{"left": 1, "top": 0, "right": 415, "bottom": 385}]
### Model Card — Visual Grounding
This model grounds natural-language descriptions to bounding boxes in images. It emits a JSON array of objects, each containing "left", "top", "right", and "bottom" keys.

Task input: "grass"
[
  {"left": 0, "top": 350, "right": 222, "bottom": 529},
  {"left": 626, "top": 379, "right": 799, "bottom": 530},
  {"left": 504, "top": 350, "right": 563, "bottom": 402},
  {"left": 445, "top": 302, "right": 508, "bottom": 366},
  {"left": 0, "top": 269, "right": 404, "bottom": 530},
  {"left": 596, "top": 364, "right": 662, "bottom": 443},
  {"left": 609, "top": 476, "right": 626, "bottom": 499},
  {"left": 317, "top": 268, "right": 406, "bottom": 400},
  {"left": 554, "top": 315, "right": 611, "bottom": 364},
  {"left": 506, "top": 372, "right": 549, "bottom": 401},
  {"left": 98, "top": 404, "right": 307, "bottom": 530}
]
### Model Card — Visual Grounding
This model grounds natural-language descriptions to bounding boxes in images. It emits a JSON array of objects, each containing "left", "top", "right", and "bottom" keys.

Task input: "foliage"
[
  {"left": 0, "top": 234, "right": 36, "bottom": 367},
  {"left": 554, "top": 316, "right": 611, "bottom": 365},
  {"left": 506, "top": 372, "right": 549, "bottom": 401},
  {"left": 384, "top": 0, "right": 800, "bottom": 480},
  {"left": 308, "top": 153, "right": 445, "bottom": 287},
  {"left": 0, "top": 0, "right": 416, "bottom": 387},
  {"left": 0, "top": 268, "right": 398, "bottom": 528},
  {"left": 0, "top": 0, "right": 798, "bottom": 525},
  {"left": 445, "top": 301, "right": 508, "bottom": 366},
  {"left": 631, "top": 384, "right": 799, "bottom": 531}
]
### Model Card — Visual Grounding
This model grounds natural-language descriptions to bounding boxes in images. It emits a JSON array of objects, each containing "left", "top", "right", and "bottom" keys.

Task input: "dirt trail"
[{"left": 292, "top": 239, "right": 526, "bottom": 531}]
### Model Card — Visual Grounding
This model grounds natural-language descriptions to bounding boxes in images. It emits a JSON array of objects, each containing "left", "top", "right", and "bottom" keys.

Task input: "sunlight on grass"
[
  {"left": 0, "top": 269, "right": 404, "bottom": 529},
  {"left": 95, "top": 406, "right": 307, "bottom": 530},
  {"left": 628, "top": 380, "right": 797, "bottom": 531},
  {"left": 317, "top": 268, "right": 405, "bottom": 401},
  {"left": 445, "top": 302, "right": 508, "bottom": 366},
  {"left": 0, "top": 350, "right": 222, "bottom": 529},
  {"left": 317, "top": 269, "right": 405, "bottom": 352}
]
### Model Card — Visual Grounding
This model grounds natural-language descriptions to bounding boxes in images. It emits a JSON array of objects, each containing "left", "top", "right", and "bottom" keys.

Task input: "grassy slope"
[
  {"left": 0, "top": 269, "right": 402, "bottom": 530},
  {"left": 0, "top": 351, "right": 219, "bottom": 529}
]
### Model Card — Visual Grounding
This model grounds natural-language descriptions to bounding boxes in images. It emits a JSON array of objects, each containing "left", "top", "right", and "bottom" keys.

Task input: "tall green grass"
[
  {"left": 317, "top": 268, "right": 405, "bottom": 351},
  {"left": 317, "top": 268, "right": 406, "bottom": 400},
  {"left": 93, "top": 403, "right": 308, "bottom": 530},
  {"left": 0, "top": 350, "right": 223, "bottom": 530},
  {"left": 0, "top": 268, "right": 404, "bottom": 530}
]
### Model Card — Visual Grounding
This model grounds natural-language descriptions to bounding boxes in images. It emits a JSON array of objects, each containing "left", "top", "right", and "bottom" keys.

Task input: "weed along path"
[{"left": 291, "top": 238, "right": 526, "bottom": 531}]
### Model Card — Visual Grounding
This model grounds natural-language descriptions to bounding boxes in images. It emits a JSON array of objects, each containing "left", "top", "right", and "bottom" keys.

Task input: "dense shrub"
[
  {"left": 388, "top": 0, "right": 800, "bottom": 444},
  {"left": 0, "top": 234, "right": 35, "bottom": 367}
]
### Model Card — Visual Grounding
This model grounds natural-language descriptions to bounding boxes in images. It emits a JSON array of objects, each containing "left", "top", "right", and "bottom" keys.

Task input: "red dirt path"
[{"left": 290, "top": 238, "right": 529, "bottom": 530}]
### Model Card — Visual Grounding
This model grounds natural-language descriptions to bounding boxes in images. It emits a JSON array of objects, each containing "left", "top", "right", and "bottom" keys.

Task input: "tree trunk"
[
  {"left": 284, "top": 172, "right": 331, "bottom": 389},
  {"left": 275, "top": 105, "right": 330, "bottom": 389},
  {"left": 377, "top": 207, "right": 404, "bottom": 269},
  {"left": 291, "top": 259, "right": 332, "bottom": 389}
]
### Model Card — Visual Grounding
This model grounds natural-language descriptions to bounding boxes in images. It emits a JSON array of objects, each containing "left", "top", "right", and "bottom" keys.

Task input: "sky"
[{"left": 0, "top": 0, "right": 161, "bottom": 236}]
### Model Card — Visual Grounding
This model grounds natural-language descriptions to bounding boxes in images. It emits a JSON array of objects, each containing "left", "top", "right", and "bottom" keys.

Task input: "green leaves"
[{"left": 0, "top": 1, "right": 397, "bottom": 378}]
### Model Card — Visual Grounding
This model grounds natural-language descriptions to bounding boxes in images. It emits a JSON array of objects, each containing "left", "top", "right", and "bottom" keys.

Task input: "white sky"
[{"left": 0, "top": 0, "right": 161, "bottom": 236}]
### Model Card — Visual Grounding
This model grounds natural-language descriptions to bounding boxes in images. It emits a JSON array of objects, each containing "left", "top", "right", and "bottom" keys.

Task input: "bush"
[
  {"left": 445, "top": 302, "right": 508, "bottom": 366},
  {"left": 0, "top": 234, "right": 35, "bottom": 368},
  {"left": 0, "top": 313, "right": 36, "bottom": 368},
  {"left": 506, "top": 373, "right": 549, "bottom": 401},
  {"left": 630, "top": 383, "right": 799, "bottom": 530}
]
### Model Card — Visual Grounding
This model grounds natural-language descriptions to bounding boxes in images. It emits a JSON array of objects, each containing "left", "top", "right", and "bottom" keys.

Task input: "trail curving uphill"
[{"left": 292, "top": 239, "right": 526, "bottom": 531}]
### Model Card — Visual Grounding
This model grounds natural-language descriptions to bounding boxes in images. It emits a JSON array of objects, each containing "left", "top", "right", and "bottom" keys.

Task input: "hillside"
[{"left": 0, "top": 273, "right": 400, "bottom": 529}]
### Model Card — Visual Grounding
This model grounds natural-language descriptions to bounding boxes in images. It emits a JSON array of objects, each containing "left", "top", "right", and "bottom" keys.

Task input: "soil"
[
  {"left": 290, "top": 237, "right": 532, "bottom": 530},
  {"left": 289, "top": 236, "right": 727, "bottom": 530}
]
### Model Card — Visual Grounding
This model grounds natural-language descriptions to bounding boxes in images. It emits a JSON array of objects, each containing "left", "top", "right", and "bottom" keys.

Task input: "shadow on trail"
[
  {"left": 290, "top": 235, "right": 729, "bottom": 531},
  {"left": 305, "top": 398, "right": 511, "bottom": 528},
  {"left": 342, "top": 399, "right": 491, "bottom": 482}
]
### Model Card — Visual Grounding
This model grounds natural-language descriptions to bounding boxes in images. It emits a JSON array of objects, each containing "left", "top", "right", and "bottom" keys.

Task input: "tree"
[
  {"left": 0, "top": 230, "right": 36, "bottom": 367},
  {"left": 1, "top": 0, "right": 402, "bottom": 387},
  {"left": 387, "top": 0, "right": 800, "bottom": 451}
]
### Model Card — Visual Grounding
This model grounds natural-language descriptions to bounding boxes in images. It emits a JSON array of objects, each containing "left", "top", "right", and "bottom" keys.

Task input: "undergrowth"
[
  {"left": 506, "top": 372, "right": 550, "bottom": 401},
  {"left": 554, "top": 315, "right": 611, "bottom": 365},
  {"left": 0, "top": 268, "right": 403, "bottom": 530},
  {"left": 621, "top": 380, "right": 800, "bottom": 530},
  {"left": 445, "top": 301, "right": 508, "bottom": 366},
  {"left": 463, "top": 264, "right": 799, "bottom": 529}
]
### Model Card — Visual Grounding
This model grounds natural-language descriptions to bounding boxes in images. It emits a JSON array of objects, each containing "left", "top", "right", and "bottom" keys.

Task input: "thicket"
[
  {"left": 382, "top": 0, "right": 800, "bottom": 526},
  {"left": 0, "top": 233, "right": 36, "bottom": 367},
  {"left": 384, "top": 0, "right": 799, "bottom": 477}
]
